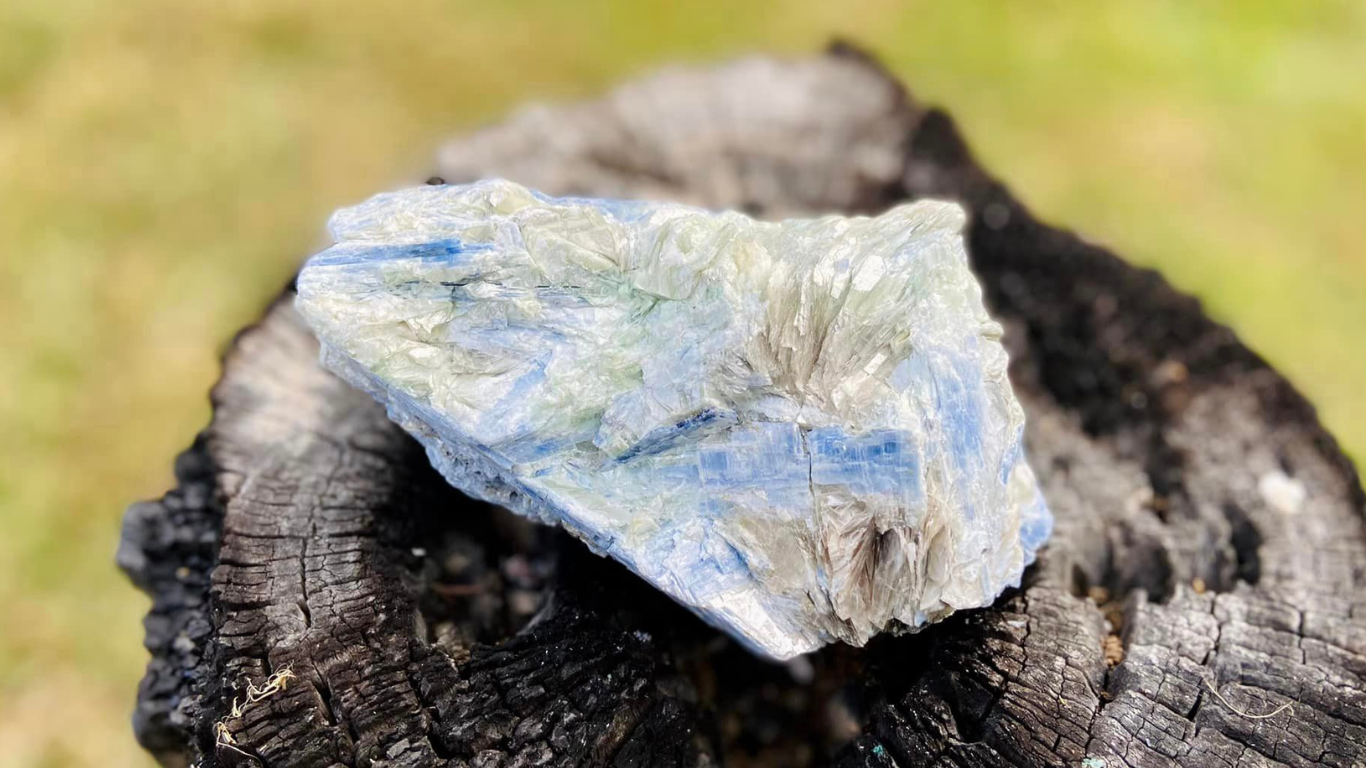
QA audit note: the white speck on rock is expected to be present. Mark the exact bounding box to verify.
[1258,470,1306,515]
[172,632,196,653]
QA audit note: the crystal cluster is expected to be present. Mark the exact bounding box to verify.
[296,179,1051,659]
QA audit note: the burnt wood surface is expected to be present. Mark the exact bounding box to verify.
[120,47,1366,768]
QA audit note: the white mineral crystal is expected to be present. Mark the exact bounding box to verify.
[296,179,1052,659]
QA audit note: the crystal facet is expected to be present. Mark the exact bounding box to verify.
[296,179,1052,659]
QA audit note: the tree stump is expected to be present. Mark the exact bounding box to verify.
[120,47,1366,768]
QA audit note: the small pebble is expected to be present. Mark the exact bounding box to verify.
[509,589,540,616]
[1152,359,1188,386]
[1258,470,1306,515]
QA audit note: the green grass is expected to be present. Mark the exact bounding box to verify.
[1,1,1362,765]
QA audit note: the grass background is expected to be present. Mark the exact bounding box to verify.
[1,1,1362,765]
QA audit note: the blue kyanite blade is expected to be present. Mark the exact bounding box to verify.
[296,178,1052,660]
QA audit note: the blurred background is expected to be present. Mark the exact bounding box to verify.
[1,1,1362,765]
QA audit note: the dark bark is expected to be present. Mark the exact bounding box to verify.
[121,47,1366,768]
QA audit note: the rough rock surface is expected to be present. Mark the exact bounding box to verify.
[295,180,1050,659]
[121,48,1366,768]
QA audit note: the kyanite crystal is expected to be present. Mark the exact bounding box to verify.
[296,179,1052,659]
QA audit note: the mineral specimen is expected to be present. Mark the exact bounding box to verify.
[295,179,1052,659]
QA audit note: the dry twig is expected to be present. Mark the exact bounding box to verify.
[214,667,298,756]
[1203,678,1292,721]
